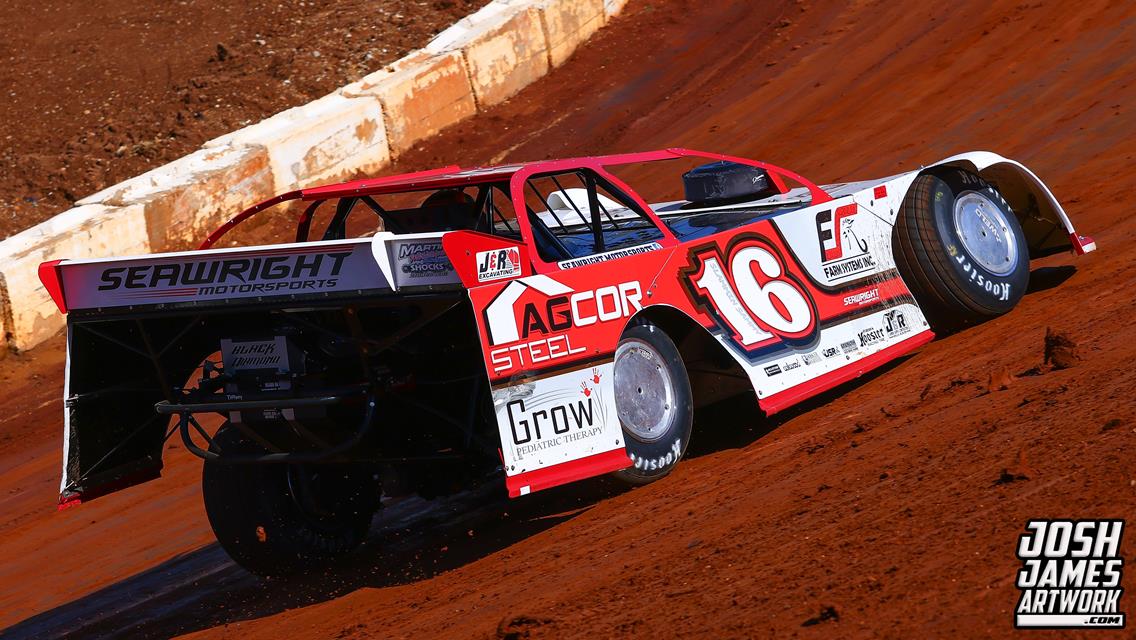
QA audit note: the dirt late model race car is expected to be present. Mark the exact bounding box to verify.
[39,148,1094,575]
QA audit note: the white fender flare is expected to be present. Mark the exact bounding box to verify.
[926,151,1095,256]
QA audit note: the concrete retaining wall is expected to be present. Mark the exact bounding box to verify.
[77,145,275,252]
[341,50,478,157]
[0,0,632,353]
[535,0,607,68]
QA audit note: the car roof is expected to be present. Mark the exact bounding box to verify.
[199,149,829,250]
[300,164,518,199]
[298,149,695,200]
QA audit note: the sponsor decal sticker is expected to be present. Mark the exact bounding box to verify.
[98,251,351,296]
[490,335,587,375]
[681,235,819,353]
[782,358,801,372]
[220,336,292,372]
[72,244,402,311]
[840,339,857,354]
[505,389,604,461]
[484,276,642,346]
[557,242,662,269]
[397,241,452,279]
[884,308,911,337]
[1014,519,1126,629]
[857,326,886,348]
[821,346,839,358]
[843,288,880,307]
[802,352,821,365]
[482,275,641,375]
[493,364,622,474]
[815,204,877,282]
[764,364,782,376]
[63,242,391,310]
[476,247,522,283]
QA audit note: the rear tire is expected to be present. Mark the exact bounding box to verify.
[201,424,379,576]
[893,168,1030,331]
[612,323,694,485]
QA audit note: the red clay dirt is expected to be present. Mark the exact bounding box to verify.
[0,0,487,239]
[2,0,1135,638]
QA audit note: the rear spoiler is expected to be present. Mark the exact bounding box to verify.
[39,233,463,315]
[46,232,467,508]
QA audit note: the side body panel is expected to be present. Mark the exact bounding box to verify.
[465,179,934,498]
[658,179,933,412]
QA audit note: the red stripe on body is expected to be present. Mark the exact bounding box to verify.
[506,448,631,498]
[759,329,934,415]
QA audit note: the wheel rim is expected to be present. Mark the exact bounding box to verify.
[952,191,1018,276]
[614,337,676,443]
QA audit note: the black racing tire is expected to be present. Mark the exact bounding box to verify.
[201,424,379,576]
[612,323,694,485]
[893,168,1030,331]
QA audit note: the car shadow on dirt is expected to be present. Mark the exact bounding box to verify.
[1025,265,1077,294]
[684,352,921,460]
[2,478,631,640]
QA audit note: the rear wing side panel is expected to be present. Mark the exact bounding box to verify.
[60,314,220,506]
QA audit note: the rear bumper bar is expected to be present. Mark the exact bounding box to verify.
[160,389,376,464]
[155,393,351,415]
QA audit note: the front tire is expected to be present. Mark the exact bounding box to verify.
[612,323,694,485]
[893,168,1030,330]
[201,424,379,576]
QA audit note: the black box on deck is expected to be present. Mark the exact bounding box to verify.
[682,161,774,204]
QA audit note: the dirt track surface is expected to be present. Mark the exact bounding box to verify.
[0,0,487,239]
[2,0,1134,637]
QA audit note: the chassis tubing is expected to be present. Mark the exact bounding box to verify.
[162,393,376,464]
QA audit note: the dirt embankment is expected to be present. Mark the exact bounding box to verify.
[0,0,1134,638]
[0,0,487,239]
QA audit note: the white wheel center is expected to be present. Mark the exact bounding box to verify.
[614,339,676,443]
[952,191,1018,276]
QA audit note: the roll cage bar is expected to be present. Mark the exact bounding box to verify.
[199,149,834,265]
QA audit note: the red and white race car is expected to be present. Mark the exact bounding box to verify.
[40,148,1093,574]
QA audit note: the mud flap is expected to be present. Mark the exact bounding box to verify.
[490,362,630,497]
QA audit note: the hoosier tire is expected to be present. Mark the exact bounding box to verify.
[893,168,1030,330]
[201,424,379,576]
[612,323,694,485]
